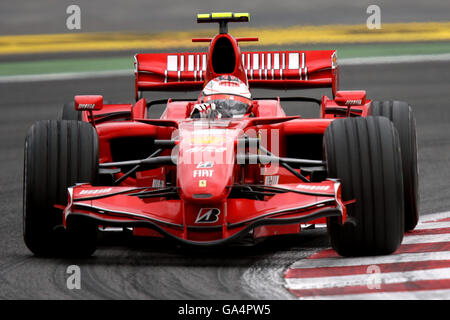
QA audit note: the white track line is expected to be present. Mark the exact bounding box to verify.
[419,211,450,222]
[285,267,450,290]
[415,221,450,230]
[402,233,450,244]
[1,54,450,83]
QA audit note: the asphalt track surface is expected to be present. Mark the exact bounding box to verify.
[0,61,449,299]
[2,0,450,35]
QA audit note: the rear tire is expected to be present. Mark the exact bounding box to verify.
[57,102,82,121]
[324,116,404,256]
[369,100,419,231]
[23,120,98,257]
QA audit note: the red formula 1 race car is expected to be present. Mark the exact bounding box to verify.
[23,13,419,257]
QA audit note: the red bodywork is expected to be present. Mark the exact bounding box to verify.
[63,26,373,246]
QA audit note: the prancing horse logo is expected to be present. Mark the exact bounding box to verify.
[195,208,221,223]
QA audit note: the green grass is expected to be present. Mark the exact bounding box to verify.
[0,56,133,76]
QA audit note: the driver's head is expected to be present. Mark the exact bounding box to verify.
[199,75,252,118]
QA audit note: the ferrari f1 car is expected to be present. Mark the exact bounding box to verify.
[23,13,419,257]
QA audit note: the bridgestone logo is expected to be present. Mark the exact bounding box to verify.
[195,208,221,223]
[345,100,362,105]
[79,188,112,195]
[296,184,330,191]
[78,104,96,110]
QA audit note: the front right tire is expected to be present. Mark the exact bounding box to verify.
[324,116,404,256]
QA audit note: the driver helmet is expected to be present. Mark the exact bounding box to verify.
[199,75,252,118]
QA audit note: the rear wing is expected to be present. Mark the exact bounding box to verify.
[244,50,338,92]
[134,50,338,99]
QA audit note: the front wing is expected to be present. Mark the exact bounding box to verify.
[63,180,345,245]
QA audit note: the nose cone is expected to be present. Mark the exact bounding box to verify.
[177,123,237,203]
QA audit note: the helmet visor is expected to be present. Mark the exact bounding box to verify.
[202,94,251,118]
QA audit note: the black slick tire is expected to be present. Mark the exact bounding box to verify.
[324,116,404,256]
[369,100,419,231]
[58,102,82,121]
[23,120,98,257]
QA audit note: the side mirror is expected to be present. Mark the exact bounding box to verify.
[74,95,103,111]
[334,90,366,106]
